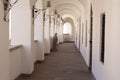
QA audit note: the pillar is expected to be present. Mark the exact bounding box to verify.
[50,17,55,50]
[44,9,51,54]
[34,0,44,61]
[11,0,34,74]
[59,21,64,43]
[56,20,60,43]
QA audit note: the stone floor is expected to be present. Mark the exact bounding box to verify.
[16,43,95,80]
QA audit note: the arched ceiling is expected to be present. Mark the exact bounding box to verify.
[42,0,87,26]
[64,17,75,28]
[44,0,87,14]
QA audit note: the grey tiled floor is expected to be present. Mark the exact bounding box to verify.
[16,43,95,80]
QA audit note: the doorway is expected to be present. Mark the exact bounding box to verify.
[79,18,81,50]
[63,22,72,42]
[89,5,93,71]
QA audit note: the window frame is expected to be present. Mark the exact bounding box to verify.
[100,12,106,63]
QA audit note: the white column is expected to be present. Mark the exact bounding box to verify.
[56,21,60,43]
[50,18,55,50]
[59,21,64,43]
[44,9,51,54]
[53,19,56,36]
[55,19,57,33]
[11,0,34,74]
[0,1,9,80]
[34,0,44,61]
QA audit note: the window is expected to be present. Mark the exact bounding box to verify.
[63,22,72,35]
[85,20,87,47]
[82,23,84,44]
[9,9,12,45]
[100,13,106,63]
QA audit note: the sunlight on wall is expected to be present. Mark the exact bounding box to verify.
[63,22,72,34]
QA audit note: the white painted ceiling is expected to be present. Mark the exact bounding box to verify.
[43,0,87,27]
[43,0,87,16]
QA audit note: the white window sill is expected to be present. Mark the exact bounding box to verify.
[9,45,22,51]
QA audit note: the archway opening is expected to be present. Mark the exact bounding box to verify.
[63,22,74,42]
[63,22,72,35]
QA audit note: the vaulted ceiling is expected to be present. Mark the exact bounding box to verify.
[43,0,87,25]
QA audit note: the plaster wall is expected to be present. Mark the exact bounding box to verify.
[90,0,111,80]
[86,0,120,80]
[76,0,114,80]
[76,21,80,49]
[79,18,89,65]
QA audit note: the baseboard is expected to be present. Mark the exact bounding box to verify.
[20,73,32,77]
[45,53,51,56]
[59,42,63,44]
[35,60,44,64]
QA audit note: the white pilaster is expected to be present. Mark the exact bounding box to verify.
[11,0,34,74]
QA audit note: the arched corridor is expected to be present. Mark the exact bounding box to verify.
[0,0,120,80]
[16,43,95,80]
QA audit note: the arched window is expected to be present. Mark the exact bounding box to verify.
[63,22,72,35]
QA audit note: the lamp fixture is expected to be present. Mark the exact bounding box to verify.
[2,0,19,22]
[54,10,58,15]
[61,17,65,23]
[57,14,61,19]
[46,1,51,8]
[33,8,46,19]
[34,1,51,19]
[53,10,60,19]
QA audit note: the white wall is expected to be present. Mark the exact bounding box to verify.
[0,1,9,80]
[79,18,90,66]
[108,1,120,80]
[10,47,22,80]
[81,0,120,80]
[90,0,111,80]
[75,0,113,80]
[76,20,80,49]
